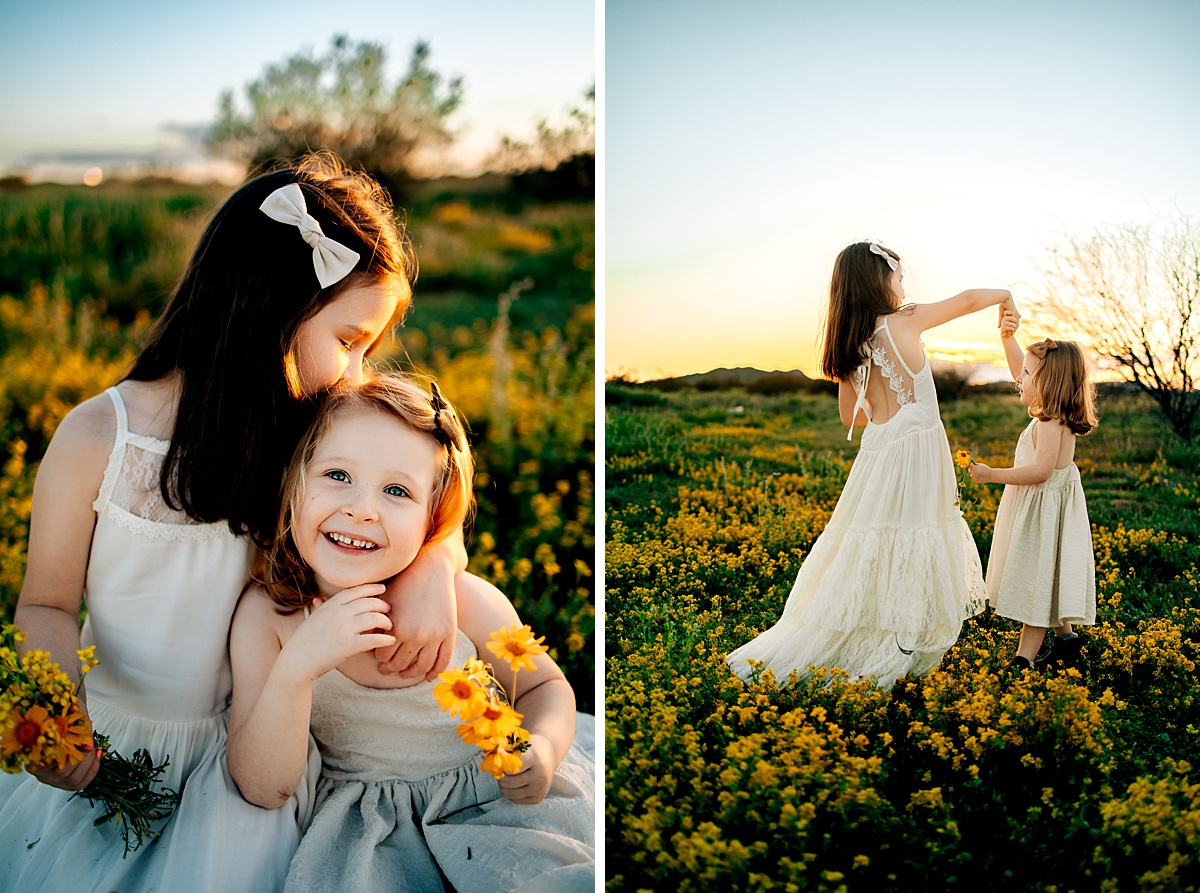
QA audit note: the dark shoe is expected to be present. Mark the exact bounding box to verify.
[1037,632,1085,669]
[996,655,1036,675]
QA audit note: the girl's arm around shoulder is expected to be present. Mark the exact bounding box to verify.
[375,527,468,681]
[970,420,1067,486]
[456,573,576,805]
[898,289,1014,334]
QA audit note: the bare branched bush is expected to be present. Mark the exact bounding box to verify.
[1030,217,1199,441]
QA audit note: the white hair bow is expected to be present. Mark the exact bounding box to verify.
[260,183,361,288]
[869,241,898,272]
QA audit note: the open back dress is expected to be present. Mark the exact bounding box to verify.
[727,318,986,687]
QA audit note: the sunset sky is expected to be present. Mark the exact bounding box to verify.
[606,0,1200,380]
[0,0,594,179]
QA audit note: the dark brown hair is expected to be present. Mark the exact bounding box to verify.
[125,152,417,543]
[820,241,903,381]
[260,374,475,612]
[1027,339,1098,435]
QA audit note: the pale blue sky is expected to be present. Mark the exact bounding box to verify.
[606,0,1200,378]
[0,0,594,172]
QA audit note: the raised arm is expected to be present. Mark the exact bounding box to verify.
[904,289,1015,334]
[227,584,394,808]
[375,527,467,681]
[1000,310,1024,380]
[457,573,575,805]
[969,420,1065,486]
[14,397,113,791]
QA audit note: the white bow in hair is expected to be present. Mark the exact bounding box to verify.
[260,183,361,288]
[868,241,898,272]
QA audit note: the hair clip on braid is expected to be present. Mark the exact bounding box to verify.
[429,382,454,447]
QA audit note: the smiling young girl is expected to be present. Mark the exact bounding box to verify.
[227,374,595,893]
[969,321,1098,671]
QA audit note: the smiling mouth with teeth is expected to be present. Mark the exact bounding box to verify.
[325,532,379,551]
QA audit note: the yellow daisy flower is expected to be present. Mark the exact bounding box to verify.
[486,625,548,674]
[1,703,55,770]
[433,668,487,721]
[470,700,524,741]
[480,745,523,780]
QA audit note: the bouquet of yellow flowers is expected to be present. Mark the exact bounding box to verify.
[0,624,179,855]
[433,624,548,779]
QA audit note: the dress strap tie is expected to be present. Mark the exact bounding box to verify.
[847,362,871,441]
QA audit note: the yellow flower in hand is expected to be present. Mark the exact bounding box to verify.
[471,700,524,741]
[954,449,972,469]
[1,703,55,770]
[49,706,94,770]
[487,625,548,673]
[433,668,487,721]
[480,745,523,779]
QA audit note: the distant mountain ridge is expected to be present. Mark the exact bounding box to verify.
[650,367,811,387]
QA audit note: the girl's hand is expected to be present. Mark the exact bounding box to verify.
[278,584,394,683]
[30,742,101,791]
[999,310,1020,338]
[376,540,461,682]
[498,733,556,805]
[968,462,993,484]
[1000,295,1020,319]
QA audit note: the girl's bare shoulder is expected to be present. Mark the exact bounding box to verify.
[233,584,301,640]
[114,375,180,441]
[47,391,118,465]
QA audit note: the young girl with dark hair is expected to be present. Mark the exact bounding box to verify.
[727,240,1017,687]
[227,374,595,892]
[0,154,465,891]
[969,323,1098,671]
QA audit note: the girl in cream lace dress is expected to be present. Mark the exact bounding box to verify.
[728,241,1014,687]
[228,376,595,893]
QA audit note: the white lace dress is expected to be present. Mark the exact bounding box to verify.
[0,386,317,892]
[284,630,596,893]
[727,319,986,687]
[985,419,1096,627]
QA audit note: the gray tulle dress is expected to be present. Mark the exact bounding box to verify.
[283,630,596,893]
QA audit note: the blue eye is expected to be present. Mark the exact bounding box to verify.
[325,470,350,483]
[384,485,410,498]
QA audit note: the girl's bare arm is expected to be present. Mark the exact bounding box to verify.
[970,421,1065,486]
[903,289,1015,334]
[228,584,394,808]
[14,396,113,790]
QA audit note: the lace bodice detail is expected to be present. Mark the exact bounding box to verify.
[870,339,913,406]
[846,319,928,440]
[92,388,234,541]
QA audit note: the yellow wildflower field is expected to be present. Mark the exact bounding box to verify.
[606,385,1200,892]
